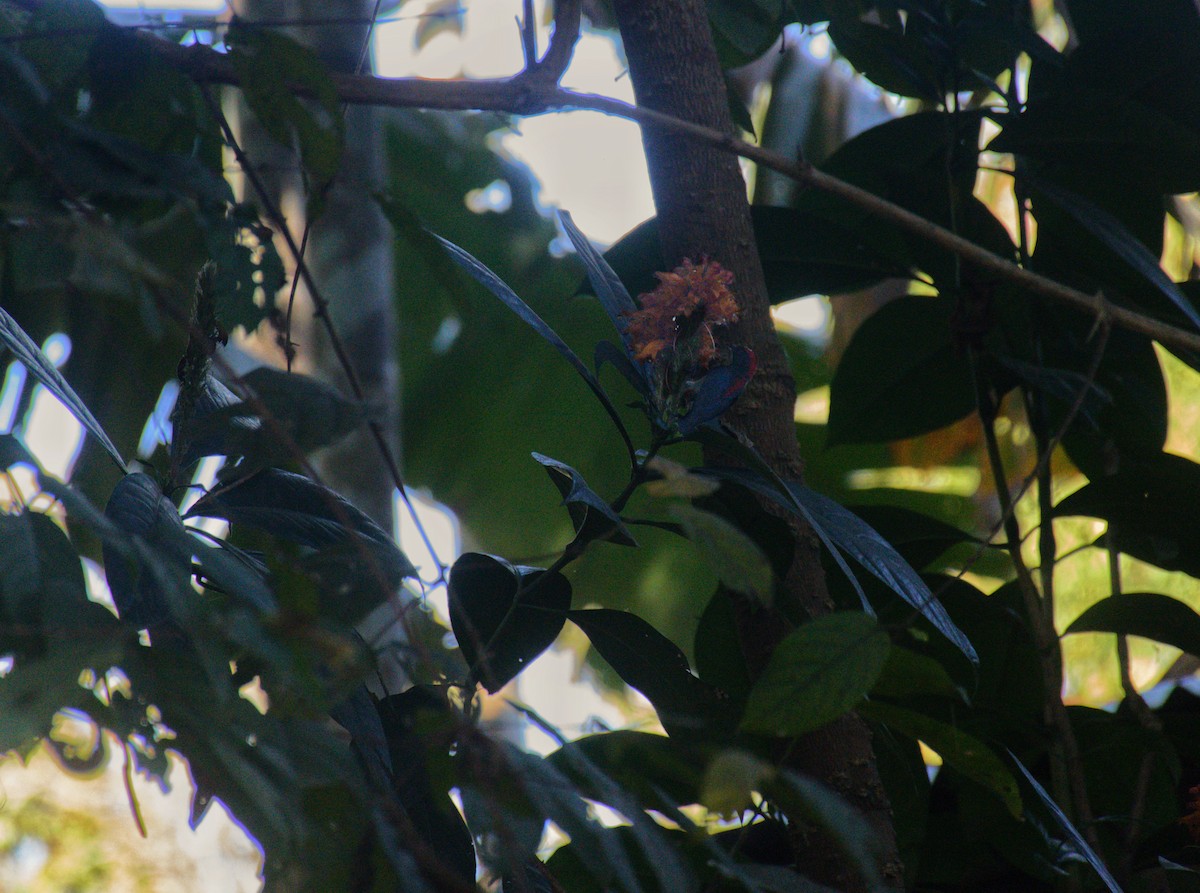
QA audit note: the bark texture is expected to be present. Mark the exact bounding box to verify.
[611,2,902,888]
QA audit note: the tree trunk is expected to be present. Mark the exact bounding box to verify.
[611,2,902,888]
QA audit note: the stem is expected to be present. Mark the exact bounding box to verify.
[972,349,1102,858]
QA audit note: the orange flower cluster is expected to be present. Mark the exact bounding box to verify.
[623,259,740,366]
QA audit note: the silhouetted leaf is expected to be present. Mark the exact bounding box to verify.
[1025,172,1200,331]
[568,608,734,737]
[742,612,890,736]
[766,769,886,891]
[532,452,636,550]
[448,552,570,693]
[1064,592,1200,657]
[186,468,415,589]
[103,472,192,629]
[0,306,126,472]
[828,296,976,445]
[226,21,343,184]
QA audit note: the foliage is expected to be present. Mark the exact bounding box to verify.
[2,0,1200,891]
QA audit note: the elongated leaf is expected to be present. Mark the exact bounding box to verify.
[686,427,873,615]
[689,455,977,664]
[668,503,772,606]
[1027,172,1200,331]
[559,211,638,340]
[532,452,636,549]
[568,608,733,737]
[103,472,192,629]
[791,484,978,665]
[861,701,1021,818]
[1064,592,1200,657]
[742,613,891,737]
[0,306,126,472]
[1009,752,1122,893]
[433,234,635,459]
[449,553,570,692]
[186,468,415,588]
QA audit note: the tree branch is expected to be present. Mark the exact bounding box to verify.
[138,28,1200,358]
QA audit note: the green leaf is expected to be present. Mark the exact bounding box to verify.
[568,608,735,737]
[668,503,772,606]
[193,366,367,466]
[546,731,708,809]
[0,305,126,472]
[1064,593,1200,657]
[828,295,977,445]
[532,452,637,550]
[448,552,570,693]
[226,21,343,184]
[741,612,890,736]
[871,646,963,701]
[860,700,1022,818]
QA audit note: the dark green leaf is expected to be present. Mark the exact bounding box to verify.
[0,433,36,471]
[559,211,639,347]
[186,468,415,589]
[791,484,978,665]
[546,731,708,809]
[1024,172,1200,331]
[0,306,126,472]
[742,612,890,736]
[531,452,636,550]
[845,505,979,572]
[1064,593,1200,657]
[1052,453,1200,577]
[448,552,570,693]
[568,608,734,737]
[668,503,772,606]
[103,471,192,629]
[871,646,963,701]
[828,296,976,445]
[1009,752,1121,893]
[861,700,1022,818]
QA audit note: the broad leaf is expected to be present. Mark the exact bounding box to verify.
[766,769,886,892]
[226,21,343,185]
[1064,593,1200,658]
[741,612,890,736]
[448,552,570,693]
[827,296,977,445]
[186,468,415,590]
[0,306,126,472]
[103,471,193,629]
[568,608,734,737]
